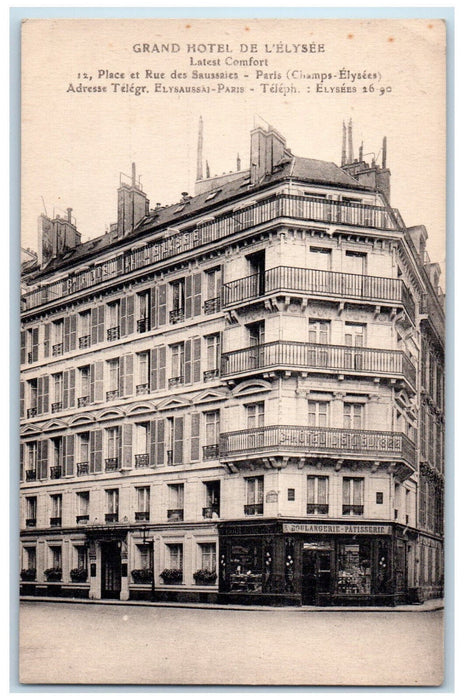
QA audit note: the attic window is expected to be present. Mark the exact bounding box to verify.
[174,204,187,213]
[205,189,221,201]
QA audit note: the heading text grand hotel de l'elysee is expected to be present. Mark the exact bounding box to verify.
[19,118,444,606]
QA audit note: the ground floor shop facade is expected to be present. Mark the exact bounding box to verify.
[20,518,443,606]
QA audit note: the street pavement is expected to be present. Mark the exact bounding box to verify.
[19,600,444,686]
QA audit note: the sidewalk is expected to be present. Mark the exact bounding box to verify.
[20,595,444,613]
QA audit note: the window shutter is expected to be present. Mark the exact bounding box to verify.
[20,331,26,365]
[150,348,158,392]
[185,276,193,319]
[156,419,165,466]
[38,439,48,479]
[90,429,103,473]
[32,327,39,362]
[157,284,167,326]
[20,443,24,481]
[90,361,104,403]
[64,434,74,476]
[120,296,134,337]
[63,371,69,409]
[63,370,75,409]
[70,314,77,350]
[192,337,201,383]
[190,413,200,461]
[184,340,192,384]
[37,376,43,415]
[173,416,184,465]
[64,316,71,353]
[149,420,156,465]
[91,305,105,344]
[150,287,157,330]
[158,346,166,389]
[193,273,202,316]
[120,354,134,396]
[42,375,49,413]
[120,297,127,337]
[20,381,24,418]
[43,323,51,358]
[121,424,133,469]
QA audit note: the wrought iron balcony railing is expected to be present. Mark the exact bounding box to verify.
[27,351,33,364]
[105,513,118,523]
[220,425,416,469]
[107,326,120,341]
[77,396,90,408]
[221,341,416,388]
[25,469,37,481]
[307,503,329,515]
[135,511,150,521]
[76,514,89,524]
[52,343,63,356]
[76,462,89,476]
[27,407,37,419]
[223,266,416,323]
[51,401,63,414]
[169,308,185,324]
[244,503,264,516]
[203,368,219,381]
[204,297,221,314]
[202,505,220,519]
[50,466,62,479]
[25,518,37,527]
[105,458,119,472]
[50,516,62,526]
[137,318,148,333]
[135,453,149,468]
[167,508,184,521]
[22,194,403,312]
[136,383,149,395]
[342,505,364,516]
[78,335,91,349]
[203,444,220,460]
[168,376,184,388]
[106,389,119,401]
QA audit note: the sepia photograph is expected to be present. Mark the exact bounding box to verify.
[18,16,446,686]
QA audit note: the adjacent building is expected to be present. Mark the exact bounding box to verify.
[19,119,444,605]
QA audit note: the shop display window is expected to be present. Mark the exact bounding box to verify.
[336,542,372,594]
[229,540,263,592]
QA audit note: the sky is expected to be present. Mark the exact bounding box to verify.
[21,18,446,283]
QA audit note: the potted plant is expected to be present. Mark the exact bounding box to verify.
[70,567,88,582]
[44,567,62,582]
[20,568,36,581]
[193,569,217,585]
[131,568,153,584]
[160,568,183,584]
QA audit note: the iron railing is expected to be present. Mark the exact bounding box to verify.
[52,343,63,356]
[203,368,219,381]
[307,503,329,515]
[221,341,416,388]
[342,505,364,516]
[169,308,185,324]
[135,511,150,521]
[105,513,118,523]
[77,396,90,408]
[244,503,264,516]
[135,453,149,468]
[22,194,402,312]
[137,318,148,333]
[27,407,37,419]
[50,466,62,479]
[167,508,184,521]
[204,297,221,314]
[107,326,120,341]
[202,505,220,519]
[168,376,184,388]
[27,351,33,364]
[203,444,220,460]
[78,335,91,349]
[76,514,89,524]
[50,516,62,526]
[136,383,149,395]
[25,518,37,527]
[220,425,416,468]
[76,462,89,476]
[223,266,416,322]
[105,458,119,472]
[25,470,37,481]
[51,402,63,414]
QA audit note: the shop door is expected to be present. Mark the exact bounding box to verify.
[101,541,122,599]
[302,549,332,604]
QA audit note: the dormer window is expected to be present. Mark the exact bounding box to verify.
[205,189,221,201]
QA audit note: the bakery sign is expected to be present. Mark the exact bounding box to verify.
[283,523,392,535]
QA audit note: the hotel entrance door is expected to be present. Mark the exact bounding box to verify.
[302,547,332,605]
[101,541,122,599]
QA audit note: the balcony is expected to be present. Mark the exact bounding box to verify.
[203,368,219,382]
[107,326,120,341]
[79,335,91,349]
[106,389,119,401]
[135,453,149,469]
[22,193,402,312]
[76,514,89,524]
[202,505,220,519]
[168,376,184,389]
[220,425,416,473]
[78,396,90,408]
[223,266,415,323]
[135,511,150,522]
[136,383,149,395]
[221,341,416,390]
[50,517,62,527]
[167,508,184,522]
[169,308,185,325]
[76,462,89,476]
[25,518,36,527]
[27,407,37,419]
[51,401,63,414]
[52,343,63,356]
[105,458,119,472]
[204,297,221,314]
[137,318,148,333]
[203,444,220,460]
[50,466,62,479]
[105,513,118,523]
[342,505,364,516]
[244,503,264,516]
[25,470,37,481]
[307,503,329,515]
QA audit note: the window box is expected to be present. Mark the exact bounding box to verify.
[50,517,62,527]
[136,383,149,396]
[78,396,90,407]
[203,368,219,381]
[167,508,184,522]
[20,568,36,581]
[27,407,37,419]
[135,453,149,468]
[160,568,183,584]
[70,567,88,582]
[105,457,119,472]
[25,470,37,481]
[44,567,62,582]
[244,503,264,516]
[193,569,217,585]
[107,326,120,341]
[77,462,89,476]
[135,511,150,522]
[78,335,91,349]
[131,568,153,584]
[105,513,118,523]
[76,514,89,524]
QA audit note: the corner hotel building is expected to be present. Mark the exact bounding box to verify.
[20,120,444,606]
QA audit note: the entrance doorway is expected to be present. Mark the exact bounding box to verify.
[101,541,122,599]
[302,547,332,605]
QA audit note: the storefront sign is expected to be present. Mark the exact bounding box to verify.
[283,523,392,535]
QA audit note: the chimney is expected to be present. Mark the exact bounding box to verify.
[382,136,387,169]
[67,207,73,223]
[205,160,210,179]
[117,162,149,238]
[250,124,289,186]
[196,116,204,181]
[347,118,354,164]
[237,153,241,172]
[341,121,347,166]
[359,142,363,163]
[341,133,391,203]
[37,209,81,269]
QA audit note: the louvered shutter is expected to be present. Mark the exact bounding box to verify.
[20,331,26,365]
[64,315,77,353]
[63,370,75,409]
[150,286,157,330]
[157,284,167,326]
[193,273,202,316]
[37,377,43,415]
[173,416,184,465]
[91,306,105,344]
[43,323,51,358]
[20,443,24,481]
[150,348,158,392]
[90,361,104,403]
[184,340,192,384]
[122,424,133,469]
[20,381,24,418]
[158,346,166,389]
[38,440,48,479]
[120,354,134,397]
[185,276,193,319]
[42,375,49,413]
[63,371,69,409]
[192,337,201,383]
[64,316,71,353]
[90,429,103,473]
[149,420,157,465]
[156,419,165,466]
[31,327,39,362]
[190,413,200,461]
[64,434,74,476]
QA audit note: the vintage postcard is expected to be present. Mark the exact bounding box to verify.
[19,17,446,686]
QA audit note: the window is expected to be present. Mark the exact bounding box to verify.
[107,359,120,396]
[50,494,62,525]
[170,343,185,383]
[342,477,364,515]
[76,491,89,522]
[52,373,63,409]
[107,300,120,330]
[24,546,36,571]
[78,310,91,344]
[345,250,367,275]
[135,486,150,520]
[49,545,62,569]
[27,379,38,414]
[200,543,216,572]
[75,545,88,570]
[376,492,384,505]
[288,488,295,501]
[307,476,329,514]
[52,319,64,352]
[247,402,264,428]
[167,483,184,521]
[25,496,37,525]
[344,324,366,370]
[308,320,330,344]
[204,268,221,312]
[135,544,153,571]
[309,247,331,270]
[205,334,220,373]
[166,416,184,465]
[308,401,329,428]
[77,432,90,468]
[137,290,150,326]
[26,442,37,471]
[204,410,220,450]
[405,489,411,524]
[171,279,185,312]
[135,423,149,466]
[51,436,63,468]
[336,542,373,594]
[105,427,120,467]
[343,403,364,430]
[167,543,183,571]
[204,481,220,518]
[136,352,149,392]
[78,366,90,403]
[244,476,264,515]
[105,489,119,520]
